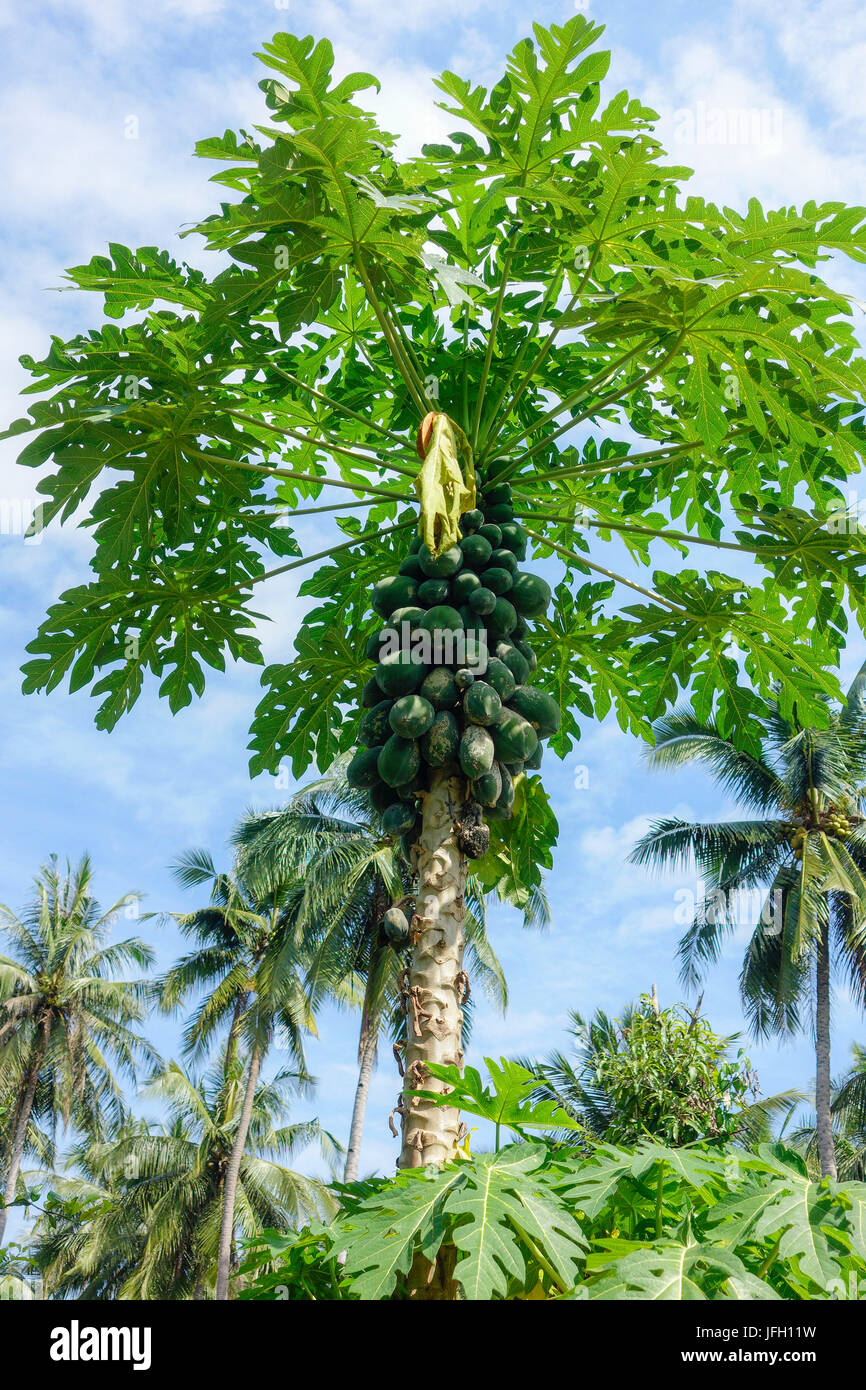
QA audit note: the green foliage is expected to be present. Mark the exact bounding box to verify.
[26,1055,336,1299]
[586,995,757,1147]
[474,773,558,905]
[520,998,795,1150]
[7,16,866,874]
[238,1225,349,1301]
[0,855,157,1156]
[414,1056,586,1144]
[242,1109,866,1300]
[630,672,866,1036]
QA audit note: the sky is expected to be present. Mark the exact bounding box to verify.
[2,0,866,1200]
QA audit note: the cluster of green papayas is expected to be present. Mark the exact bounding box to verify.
[346,481,560,841]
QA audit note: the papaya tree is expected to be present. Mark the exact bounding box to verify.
[6,16,866,1211]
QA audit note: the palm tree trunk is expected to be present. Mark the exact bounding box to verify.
[344,885,388,1184]
[815,921,837,1180]
[223,993,247,1077]
[399,766,467,1170]
[215,1041,263,1300]
[344,1015,379,1184]
[0,1020,49,1245]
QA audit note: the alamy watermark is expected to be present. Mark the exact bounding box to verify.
[673,102,783,152]
[674,883,784,933]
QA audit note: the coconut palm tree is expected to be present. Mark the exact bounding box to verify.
[628,667,866,1178]
[154,851,316,1299]
[785,1043,866,1181]
[234,763,545,1182]
[30,1053,339,1299]
[0,855,157,1243]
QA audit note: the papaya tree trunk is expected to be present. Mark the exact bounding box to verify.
[0,1017,49,1245]
[399,765,467,1170]
[815,920,837,1180]
[215,1041,263,1300]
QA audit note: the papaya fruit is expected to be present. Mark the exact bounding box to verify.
[419,604,464,634]
[389,605,425,628]
[369,780,394,812]
[459,724,495,778]
[347,745,384,789]
[472,762,502,807]
[420,710,460,766]
[398,553,424,578]
[382,903,411,944]
[452,569,482,602]
[491,708,538,763]
[460,534,493,571]
[469,586,497,616]
[419,544,462,577]
[459,608,486,640]
[375,650,428,697]
[461,633,488,673]
[389,694,435,738]
[490,548,518,575]
[495,763,515,814]
[495,641,531,685]
[462,508,484,532]
[371,574,418,617]
[487,597,518,638]
[483,455,512,483]
[361,676,383,708]
[514,638,538,671]
[485,502,513,525]
[481,567,513,595]
[358,699,393,746]
[510,572,552,618]
[417,579,450,607]
[464,680,502,726]
[382,803,417,837]
[485,656,516,701]
[525,742,543,770]
[486,483,513,507]
[419,666,459,709]
[509,685,560,738]
[498,522,527,558]
[378,734,421,788]
[478,523,502,547]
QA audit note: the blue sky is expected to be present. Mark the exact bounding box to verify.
[2,0,866,1195]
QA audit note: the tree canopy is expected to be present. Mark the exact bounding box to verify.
[5,16,866,855]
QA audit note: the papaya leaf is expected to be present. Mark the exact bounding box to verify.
[338,1145,585,1301]
[414,1057,585,1139]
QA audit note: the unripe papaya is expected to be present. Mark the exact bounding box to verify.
[420,711,460,766]
[459,724,495,778]
[347,745,385,789]
[389,694,435,739]
[464,680,502,726]
[358,699,393,746]
[378,734,421,788]
[371,574,419,617]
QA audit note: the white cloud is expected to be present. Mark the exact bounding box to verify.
[614,903,682,941]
